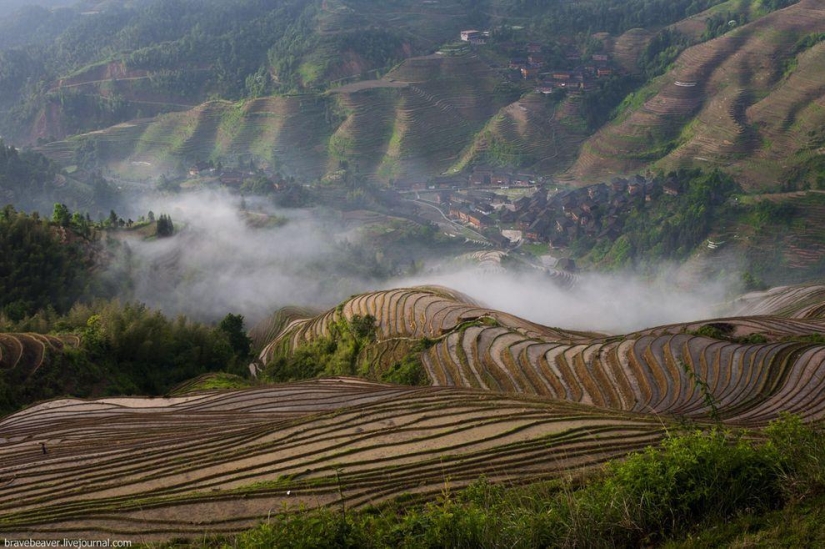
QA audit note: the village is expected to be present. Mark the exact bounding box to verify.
[407,169,682,255]
[187,155,683,262]
[459,28,617,95]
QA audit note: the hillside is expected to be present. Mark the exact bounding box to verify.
[3,282,825,541]
[261,284,825,423]
[13,0,798,186]
[37,52,510,183]
[29,2,825,189]
[0,378,669,540]
[569,0,825,190]
[0,0,484,145]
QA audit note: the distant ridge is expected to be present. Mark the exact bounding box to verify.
[569,0,825,189]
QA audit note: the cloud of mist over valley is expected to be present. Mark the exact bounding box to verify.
[120,191,378,325]
[120,190,736,335]
[398,267,734,335]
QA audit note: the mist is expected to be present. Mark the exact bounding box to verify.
[396,266,735,335]
[119,190,379,325]
[0,0,77,20]
[118,189,739,335]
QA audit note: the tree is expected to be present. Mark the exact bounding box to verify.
[52,203,70,227]
[156,213,174,237]
[0,208,89,317]
[218,313,252,360]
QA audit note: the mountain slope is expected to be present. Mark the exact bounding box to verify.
[261,285,825,424]
[569,0,825,189]
[19,1,824,188]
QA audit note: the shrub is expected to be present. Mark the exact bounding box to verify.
[765,413,825,501]
[591,429,782,543]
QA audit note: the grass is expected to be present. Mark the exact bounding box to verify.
[520,242,548,256]
[664,493,825,548]
[176,372,253,393]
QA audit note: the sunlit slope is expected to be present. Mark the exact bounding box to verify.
[570,0,825,189]
[39,96,333,180]
[449,93,590,175]
[0,379,667,540]
[262,286,825,424]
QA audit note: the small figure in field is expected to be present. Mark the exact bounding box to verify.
[40,442,47,455]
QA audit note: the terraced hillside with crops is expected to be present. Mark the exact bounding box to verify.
[0,379,669,540]
[263,285,825,424]
[448,93,590,175]
[3,283,825,540]
[569,0,825,189]
[39,95,333,180]
[0,333,79,378]
[38,52,507,183]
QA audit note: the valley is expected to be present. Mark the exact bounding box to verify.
[1,0,825,546]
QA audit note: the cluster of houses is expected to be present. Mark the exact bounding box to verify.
[188,161,290,191]
[533,61,614,95]
[459,31,619,94]
[394,168,540,193]
[442,174,682,249]
[519,47,617,95]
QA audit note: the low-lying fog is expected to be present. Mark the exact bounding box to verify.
[124,191,733,335]
[400,269,731,334]
[121,191,379,323]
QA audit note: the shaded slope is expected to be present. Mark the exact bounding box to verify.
[0,333,78,379]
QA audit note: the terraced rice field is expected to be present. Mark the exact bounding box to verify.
[40,96,332,180]
[0,333,79,379]
[37,52,510,183]
[263,285,825,425]
[452,92,588,174]
[610,28,653,74]
[570,0,825,187]
[4,284,825,540]
[327,87,400,178]
[362,54,502,180]
[0,379,668,540]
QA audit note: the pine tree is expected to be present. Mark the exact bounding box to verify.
[156,213,174,237]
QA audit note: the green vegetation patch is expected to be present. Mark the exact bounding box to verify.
[265,314,380,382]
[171,372,252,395]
